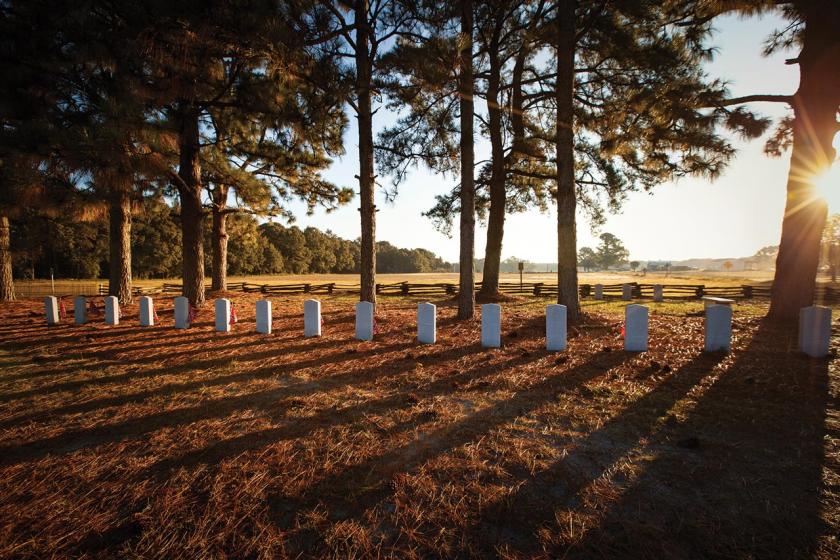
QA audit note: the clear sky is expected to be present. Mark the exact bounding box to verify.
[280,13,837,264]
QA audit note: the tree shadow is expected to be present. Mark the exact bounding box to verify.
[0,322,418,404]
[134,343,539,482]
[556,318,832,558]
[462,351,726,556]
[0,340,483,464]
[262,351,632,551]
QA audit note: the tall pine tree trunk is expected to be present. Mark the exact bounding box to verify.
[177,106,206,307]
[479,35,505,298]
[211,184,230,292]
[0,214,13,302]
[355,0,377,306]
[555,0,580,323]
[769,5,840,320]
[107,172,133,304]
[458,0,475,319]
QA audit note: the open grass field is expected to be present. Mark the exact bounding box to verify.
[0,293,838,558]
[10,269,792,299]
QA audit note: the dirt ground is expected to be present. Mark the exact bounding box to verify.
[0,293,837,559]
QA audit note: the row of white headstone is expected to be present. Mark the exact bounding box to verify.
[44,295,833,357]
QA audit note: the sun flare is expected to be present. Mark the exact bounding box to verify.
[814,162,840,201]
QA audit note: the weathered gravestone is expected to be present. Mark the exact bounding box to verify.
[704,304,732,352]
[104,296,120,326]
[256,299,272,334]
[139,296,155,327]
[417,302,436,344]
[481,304,501,348]
[44,296,59,325]
[594,284,604,300]
[74,296,87,325]
[799,306,832,358]
[624,304,648,352]
[653,284,664,302]
[215,298,231,333]
[355,301,374,341]
[622,284,632,301]
[546,304,567,352]
[174,297,190,329]
[304,299,321,337]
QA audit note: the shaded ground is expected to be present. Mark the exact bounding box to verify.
[0,294,837,559]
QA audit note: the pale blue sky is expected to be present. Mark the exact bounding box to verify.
[281,13,837,263]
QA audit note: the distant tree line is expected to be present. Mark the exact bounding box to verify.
[9,198,451,280]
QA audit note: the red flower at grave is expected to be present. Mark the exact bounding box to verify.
[59,300,67,320]
[229,305,238,325]
[152,306,159,322]
[188,306,198,325]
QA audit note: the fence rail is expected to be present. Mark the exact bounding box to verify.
[15,279,840,304]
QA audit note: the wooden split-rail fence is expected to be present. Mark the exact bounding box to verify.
[51,279,836,304]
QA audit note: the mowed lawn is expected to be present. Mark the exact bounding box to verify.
[0,294,838,558]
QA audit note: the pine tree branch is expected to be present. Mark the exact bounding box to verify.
[711,94,793,107]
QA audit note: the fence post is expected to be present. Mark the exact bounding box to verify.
[742,285,752,299]
[695,286,705,299]
[401,282,409,295]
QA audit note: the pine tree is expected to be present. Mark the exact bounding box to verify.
[201,69,349,292]
[458,0,476,319]
[677,0,840,319]
[318,0,420,307]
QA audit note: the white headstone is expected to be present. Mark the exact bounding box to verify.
[481,304,501,348]
[256,299,272,334]
[546,304,567,352]
[594,284,604,300]
[304,299,321,337]
[174,296,190,329]
[417,302,436,344]
[624,304,648,352]
[215,298,231,333]
[44,296,59,325]
[104,296,120,325]
[355,301,374,341]
[622,284,632,301]
[704,304,732,352]
[653,284,664,302]
[799,306,832,358]
[139,296,155,327]
[74,296,87,325]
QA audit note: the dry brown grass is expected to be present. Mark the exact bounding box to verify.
[0,294,837,559]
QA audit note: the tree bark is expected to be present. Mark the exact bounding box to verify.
[769,3,840,320]
[458,0,475,319]
[479,28,506,298]
[0,214,14,302]
[107,172,133,304]
[211,184,230,292]
[355,0,377,306]
[555,0,580,323]
[177,105,206,307]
